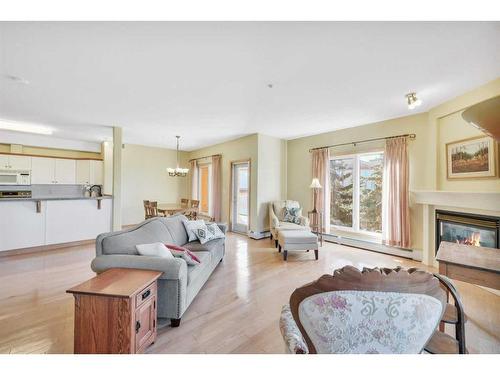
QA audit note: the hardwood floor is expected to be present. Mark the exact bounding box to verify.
[0,233,498,354]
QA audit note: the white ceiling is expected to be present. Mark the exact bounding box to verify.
[1,22,499,151]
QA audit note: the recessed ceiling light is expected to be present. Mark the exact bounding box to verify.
[4,74,30,85]
[406,92,422,110]
[0,119,54,135]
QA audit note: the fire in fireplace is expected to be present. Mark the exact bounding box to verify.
[435,210,500,253]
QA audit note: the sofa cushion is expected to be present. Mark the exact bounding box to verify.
[160,214,189,246]
[183,238,225,254]
[101,219,174,255]
[136,242,174,258]
[277,222,305,231]
[279,230,317,244]
[187,251,212,285]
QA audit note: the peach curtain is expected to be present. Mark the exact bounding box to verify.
[190,160,198,200]
[311,148,330,233]
[383,137,411,248]
[211,155,222,222]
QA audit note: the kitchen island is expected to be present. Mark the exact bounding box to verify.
[0,195,112,254]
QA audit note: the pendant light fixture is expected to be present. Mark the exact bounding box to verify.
[167,135,189,177]
[405,92,422,110]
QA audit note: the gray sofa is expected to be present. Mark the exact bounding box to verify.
[91,214,226,327]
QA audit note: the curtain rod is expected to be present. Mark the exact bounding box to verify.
[308,133,416,152]
[188,153,222,162]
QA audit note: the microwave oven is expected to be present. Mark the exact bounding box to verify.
[0,170,31,185]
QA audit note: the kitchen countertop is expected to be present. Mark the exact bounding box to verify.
[0,195,113,202]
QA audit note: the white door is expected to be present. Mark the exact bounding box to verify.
[31,157,56,184]
[8,155,31,170]
[231,162,250,234]
[55,159,76,184]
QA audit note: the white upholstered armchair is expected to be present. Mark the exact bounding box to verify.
[269,200,310,247]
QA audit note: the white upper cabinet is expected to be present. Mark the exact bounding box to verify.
[76,160,103,185]
[54,159,76,184]
[0,155,31,170]
[31,157,76,184]
[31,157,56,184]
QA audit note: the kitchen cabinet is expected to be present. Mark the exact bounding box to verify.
[0,197,112,252]
[0,155,31,170]
[31,157,76,184]
[31,157,55,184]
[76,160,104,185]
[0,201,46,251]
[45,199,112,245]
[55,159,76,184]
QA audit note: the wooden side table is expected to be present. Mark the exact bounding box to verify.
[67,268,162,354]
[308,210,323,247]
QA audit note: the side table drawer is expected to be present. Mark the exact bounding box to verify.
[135,282,157,308]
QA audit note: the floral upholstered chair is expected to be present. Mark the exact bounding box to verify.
[280,266,450,354]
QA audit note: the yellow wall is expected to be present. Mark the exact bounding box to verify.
[121,144,189,225]
[431,78,500,192]
[257,134,287,232]
[287,113,430,252]
[187,134,259,233]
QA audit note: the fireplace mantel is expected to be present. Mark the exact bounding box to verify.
[411,190,500,266]
[411,190,500,212]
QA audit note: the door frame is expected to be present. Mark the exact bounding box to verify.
[229,159,251,234]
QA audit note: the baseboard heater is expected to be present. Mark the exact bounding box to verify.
[323,233,421,261]
[248,231,271,240]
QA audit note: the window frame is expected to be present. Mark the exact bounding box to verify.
[329,150,384,238]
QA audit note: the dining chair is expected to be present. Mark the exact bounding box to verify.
[186,200,200,220]
[143,200,151,219]
[180,198,189,208]
[148,201,164,218]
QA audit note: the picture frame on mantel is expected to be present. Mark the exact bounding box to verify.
[446,135,497,179]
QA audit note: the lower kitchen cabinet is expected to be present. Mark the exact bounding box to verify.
[0,201,45,251]
[45,199,112,245]
[0,198,112,252]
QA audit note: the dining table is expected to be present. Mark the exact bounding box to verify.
[157,203,197,217]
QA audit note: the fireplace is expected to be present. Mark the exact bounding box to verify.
[435,210,500,253]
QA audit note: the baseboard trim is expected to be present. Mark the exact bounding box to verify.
[0,239,95,258]
[323,234,420,261]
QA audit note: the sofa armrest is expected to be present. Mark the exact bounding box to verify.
[299,215,310,227]
[91,254,188,281]
[217,223,228,234]
[279,304,309,354]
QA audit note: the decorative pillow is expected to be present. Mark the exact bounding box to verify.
[283,207,302,224]
[206,223,226,241]
[165,243,201,266]
[182,219,206,242]
[135,242,174,259]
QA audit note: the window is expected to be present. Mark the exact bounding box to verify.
[197,163,212,215]
[330,151,384,235]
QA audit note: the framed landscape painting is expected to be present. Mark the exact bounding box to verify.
[446,136,497,179]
